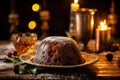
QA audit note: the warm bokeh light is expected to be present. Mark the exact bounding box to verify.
[74,0,78,3]
[32,3,40,12]
[28,21,37,30]
[98,20,108,30]
[91,11,95,15]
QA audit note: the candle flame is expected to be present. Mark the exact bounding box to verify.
[99,20,108,30]
[74,0,78,3]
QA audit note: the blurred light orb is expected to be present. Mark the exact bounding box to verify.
[32,3,40,12]
[28,21,37,30]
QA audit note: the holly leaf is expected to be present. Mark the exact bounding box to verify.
[8,56,22,63]
[14,63,26,74]
[25,64,37,75]
[14,62,37,75]
[19,64,27,74]
[8,56,37,75]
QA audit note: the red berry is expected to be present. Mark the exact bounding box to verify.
[6,52,12,57]
[11,51,17,56]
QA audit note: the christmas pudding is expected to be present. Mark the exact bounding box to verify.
[34,36,85,65]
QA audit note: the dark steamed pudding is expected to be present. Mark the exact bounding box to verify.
[34,36,85,65]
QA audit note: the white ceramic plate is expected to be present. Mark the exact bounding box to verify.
[20,52,99,69]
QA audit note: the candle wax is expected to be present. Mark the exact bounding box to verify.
[71,3,79,12]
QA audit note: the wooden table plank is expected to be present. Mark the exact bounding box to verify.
[90,51,120,78]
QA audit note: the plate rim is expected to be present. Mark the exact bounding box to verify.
[20,52,99,69]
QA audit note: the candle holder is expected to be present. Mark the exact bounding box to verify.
[69,0,79,42]
[39,0,50,40]
[8,13,19,33]
[39,10,50,40]
[69,8,97,50]
[107,0,118,38]
[8,0,19,34]
[69,11,78,42]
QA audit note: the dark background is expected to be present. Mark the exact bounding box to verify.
[0,0,120,40]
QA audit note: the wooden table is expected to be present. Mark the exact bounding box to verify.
[0,51,120,80]
[90,51,120,80]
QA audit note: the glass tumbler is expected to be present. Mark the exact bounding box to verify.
[11,33,37,56]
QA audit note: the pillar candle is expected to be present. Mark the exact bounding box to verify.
[71,0,79,12]
[96,20,111,52]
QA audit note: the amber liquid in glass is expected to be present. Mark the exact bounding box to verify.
[12,33,37,56]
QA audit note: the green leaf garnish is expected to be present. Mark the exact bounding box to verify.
[65,31,72,38]
[14,62,37,75]
[8,56,37,75]
[26,64,37,75]
[19,64,27,74]
[9,56,22,63]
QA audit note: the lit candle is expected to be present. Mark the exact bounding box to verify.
[96,20,111,52]
[71,0,79,12]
